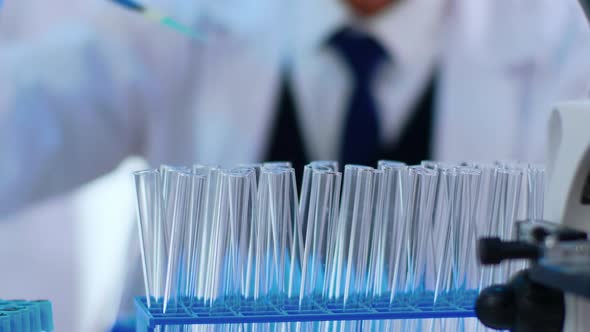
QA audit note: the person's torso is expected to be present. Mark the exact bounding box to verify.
[139,0,584,168]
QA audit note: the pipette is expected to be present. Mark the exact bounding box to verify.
[110,0,205,41]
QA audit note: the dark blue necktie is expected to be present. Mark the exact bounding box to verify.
[328,27,388,166]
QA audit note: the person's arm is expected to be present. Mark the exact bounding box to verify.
[0,23,152,216]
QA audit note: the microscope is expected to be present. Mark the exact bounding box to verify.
[474,2,590,330]
[475,101,590,331]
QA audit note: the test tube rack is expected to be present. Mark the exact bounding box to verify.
[135,291,476,331]
[0,299,53,332]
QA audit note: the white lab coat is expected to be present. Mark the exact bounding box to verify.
[1,0,590,329]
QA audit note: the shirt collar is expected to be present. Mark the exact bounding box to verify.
[292,0,447,68]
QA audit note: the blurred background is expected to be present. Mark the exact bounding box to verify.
[1,0,590,331]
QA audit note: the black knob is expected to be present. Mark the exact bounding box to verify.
[511,271,565,332]
[478,237,540,265]
[531,227,550,243]
[532,226,588,243]
[554,228,588,241]
[476,284,516,330]
[476,270,565,332]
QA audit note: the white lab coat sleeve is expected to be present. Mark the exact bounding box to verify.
[0,23,152,216]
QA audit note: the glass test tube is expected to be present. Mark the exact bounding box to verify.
[421,160,456,171]
[134,169,164,308]
[369,162,407,300]
[298,162,339,252]
[496,161,528,221]
[228,168,258,304]
[433,167,458,303]
[263,161,293,169]
[299,168,342,307]
[327,165,377,305]
[237,163,263,183]
[487,167,523,284]
[378,160,406,169]
[467,163,499,291]
[250,167,301,302]
[159,165,191,311]
[527,164,545,220]
[395,166,437,297]
[162,169,192,313]
[193,165,222,302]
[309,161,339,172]
[160,165,193,309]
[421,162,456,302]
[206,168,257,306]
[451,167,482,292]
[180,170,208,306]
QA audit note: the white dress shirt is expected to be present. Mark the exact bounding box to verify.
[290,0,446,160]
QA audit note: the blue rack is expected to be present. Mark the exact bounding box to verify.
[0,299,53,332]
[135,292,477,332]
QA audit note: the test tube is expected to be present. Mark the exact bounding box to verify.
[483,166,506,287]
[327,165,378,305]
[465,163,500,291]
[237,169,259,305]
[501,164,546,278]
[420,163,456,303]
[393,166,437,297]
[527,164,545,220]
[134,169,165,307]
[421,160,456,171]
[378,160,406,169]
[495,161,528,221]
[230,168,258,303]
[299,168,342,307]
[237,163,263,183]
[433,167,458,303]
[263,161,293,169]
[160,165,190,206]
[503,168,524,240]
[194,165,222,301]
[180,171,208,306]
[369,162,407,300]
[469,163,498,245]
[487,167,523,284]
[252,167,301,302]
[309,161,339,172]
[299,162,339,248]
[451,167,482,292]
[206,168,257,306]
[162,169,192,313]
